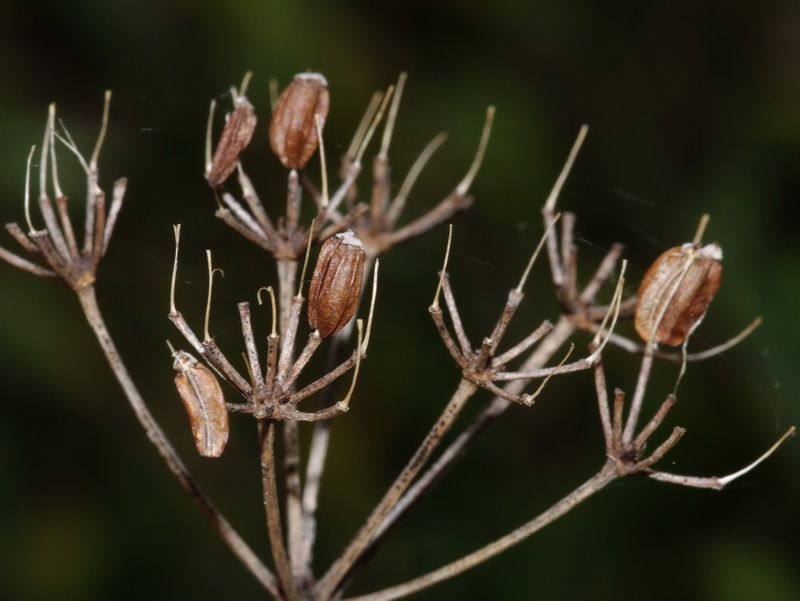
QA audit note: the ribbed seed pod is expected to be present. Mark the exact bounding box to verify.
[634,242,723,346]
[308,230,366,338]
[173,350,229,457]
[206,95,257,187]
[269,72,329,170]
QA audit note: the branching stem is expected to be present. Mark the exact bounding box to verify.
[75,286,279,596]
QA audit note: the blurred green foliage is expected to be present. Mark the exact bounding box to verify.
[1,1,798,600]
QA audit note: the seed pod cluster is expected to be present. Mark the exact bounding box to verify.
[269,72,330,170]
[173,350,229,457]
[634,242,723,346]
[207,95,257,187]
[308,230,366,338]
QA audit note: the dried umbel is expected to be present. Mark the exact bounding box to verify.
[172,350,229,457]
[207,94,257,187]
[269,72,330,170]
[308,230,366,338]
[634,242,723,346]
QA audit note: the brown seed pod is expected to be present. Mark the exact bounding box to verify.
[206,95,257,187]
[634,242,723,346]
[308,230,366,338]
[173,350,229,457]
[269,72,330,170]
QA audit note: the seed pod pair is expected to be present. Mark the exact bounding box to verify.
[172,350,229,457]
[634,242,723,346]
[269,72,330,170]
[207,95,257,188]
[308,230,366,338]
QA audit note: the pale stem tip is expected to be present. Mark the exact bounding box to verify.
[693,214,711,245]
[688,317,763,361]
[24,145,36,233]
[47,108,65,200]
[379,72,407,159]
[455,105,495,197]
[239,71,254,97]
[315,114,329,208]
[269,78,279,111]
[543,124,589,214]
[340,320,365,408]
[389,131,448,222]
[718,426,795,486]
[523,343,575,405]
[432,225,453,310]
[205,100,216,177]
[363,259,379,352]
[204,250,224,342]
[298,221,316,298]
[347,91,383,160]
[517,212,561,293]
[89,90,112,170]
[355,85,395,165]
[257,286,278,338]
[170,224,182,314]
[39,104,56,201]
[590,259,627,356]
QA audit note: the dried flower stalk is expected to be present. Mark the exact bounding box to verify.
[1,73,794,601]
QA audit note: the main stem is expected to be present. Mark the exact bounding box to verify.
[275,257,307,583]
[75,285,279,597]
[260,419,301,601]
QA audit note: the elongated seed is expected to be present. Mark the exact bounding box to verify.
[173,350,229,457]
[634,242,722,346]
[308,230,365,338]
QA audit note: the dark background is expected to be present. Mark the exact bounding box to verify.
[1,1,799,600]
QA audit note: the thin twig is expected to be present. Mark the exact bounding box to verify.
[316,378,479,600]
[345,462,618,601]
[76,286,278,596]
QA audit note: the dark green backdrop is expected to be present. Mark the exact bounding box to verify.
[1,1,798,600]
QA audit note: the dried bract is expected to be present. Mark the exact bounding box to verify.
[207,95,257,187]
[269,72,330,170]
[634,242,723,346]
[173,350,229,457]
[308,230,365,338]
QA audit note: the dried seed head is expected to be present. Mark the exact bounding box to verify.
[634,242,723,346]
[269,72,330,170]
[308,230,366,338]
[206,95,257,187]
[172,350,229,457]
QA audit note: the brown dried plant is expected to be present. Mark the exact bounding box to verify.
[0,73,794,601]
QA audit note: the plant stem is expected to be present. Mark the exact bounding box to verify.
[299,252,378,573]
[369,316,576,553]
[316,378,478,600]
[345,461,618,601]
[259,419,301,601]
[275,257,307,581]
[75,285,280,597]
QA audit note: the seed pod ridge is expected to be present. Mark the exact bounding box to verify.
[634,242,722,346]
[308,230,366,338]
[173,350,229,457]
[269,72,330,170]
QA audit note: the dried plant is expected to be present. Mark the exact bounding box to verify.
[1,72,794,601]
